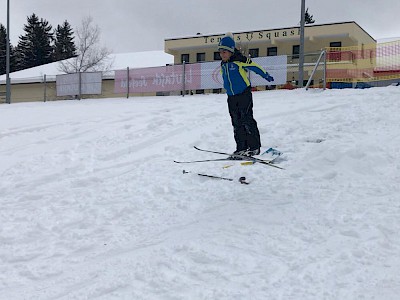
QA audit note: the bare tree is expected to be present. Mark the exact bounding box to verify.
[58,16,113,73]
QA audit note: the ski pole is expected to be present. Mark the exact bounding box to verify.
[183,170,249,184]
[183,170,233,181]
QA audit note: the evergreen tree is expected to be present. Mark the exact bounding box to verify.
[305,8,315,24]
[0,24,7,75]
[16,13,54,70]
[0,24,16,74]
[53,20,76,61]
[9,45,17,73]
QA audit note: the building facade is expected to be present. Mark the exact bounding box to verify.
[165,21,376,87]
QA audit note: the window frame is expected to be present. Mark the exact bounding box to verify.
[267,47,277,56]
[181,54,190,63]
[214,52,221,60]
[292,45,300,59]
[196,52,206,62]
[249,48,259,58]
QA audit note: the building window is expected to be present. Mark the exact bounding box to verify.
[267,47,277,56]
[196,52,205,62]
[292,45,300,59]
[214,52,221,60]
[330,42,342,48]
[249,48,259,58]
[181,54,189,63]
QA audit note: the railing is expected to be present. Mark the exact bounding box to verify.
[325,40,400,85]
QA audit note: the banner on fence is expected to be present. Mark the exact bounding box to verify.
[114,55,287,94]
[253,55,287,86]
[56,72,102,96]
[114,64,201,93]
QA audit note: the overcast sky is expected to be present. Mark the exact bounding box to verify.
[1,0,399,54]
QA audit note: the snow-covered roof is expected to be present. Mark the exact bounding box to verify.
[0,50,174,84]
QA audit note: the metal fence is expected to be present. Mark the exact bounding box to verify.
[2,42,400,103]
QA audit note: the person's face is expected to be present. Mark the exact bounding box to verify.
[219,50,233,62]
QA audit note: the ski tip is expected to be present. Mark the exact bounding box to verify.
[264,147,283,156]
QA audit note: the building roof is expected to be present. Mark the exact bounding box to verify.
[0,51,174,84]
[165,21,375,42]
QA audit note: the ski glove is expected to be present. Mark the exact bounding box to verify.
[265,73,274,82]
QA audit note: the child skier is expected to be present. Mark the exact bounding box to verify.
[218,32,274,156]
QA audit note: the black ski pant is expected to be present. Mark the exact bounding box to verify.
[227,87,261,152]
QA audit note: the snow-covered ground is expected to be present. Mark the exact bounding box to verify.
[1,87,400,299]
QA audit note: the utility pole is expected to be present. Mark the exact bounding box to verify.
[299,0,306,87]
[6,0,11,104]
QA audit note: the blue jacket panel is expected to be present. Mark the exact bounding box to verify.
[221,50,269,96]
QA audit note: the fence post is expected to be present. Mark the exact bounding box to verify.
[5,0,11,104]
[182,61,186,97]
[78,72,82,100]
[127,67,130,99]
[43,74,47,102]
[299,0,306,87]
[323,50,327,90]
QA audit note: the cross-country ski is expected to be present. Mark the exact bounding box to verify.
[193,146,284,169]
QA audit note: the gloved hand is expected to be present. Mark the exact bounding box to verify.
[265,73,274,82]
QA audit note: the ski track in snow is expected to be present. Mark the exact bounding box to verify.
[1,88,400,299]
